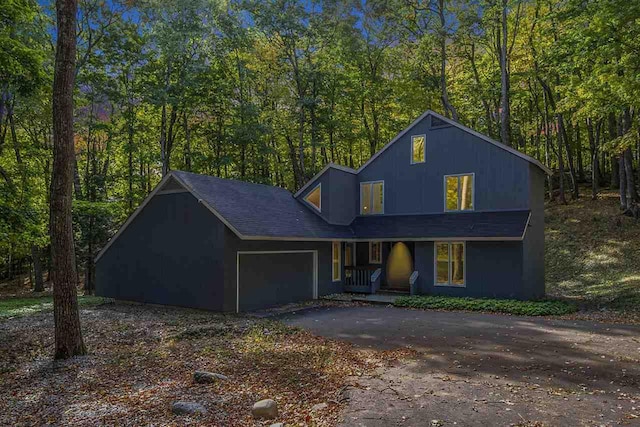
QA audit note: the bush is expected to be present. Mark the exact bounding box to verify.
[394,295,577,316]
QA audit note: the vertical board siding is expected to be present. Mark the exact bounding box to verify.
[357,115,531,215]
[414,240,528,299]
[297,167,358,226]
[95,192,226,311]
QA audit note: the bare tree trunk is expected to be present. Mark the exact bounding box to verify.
[586,118,601,200]
[619,155,627,209]
[437,0,458,121]
[499,0,511,146]
[31,245,45,292]
[51,0,86,359]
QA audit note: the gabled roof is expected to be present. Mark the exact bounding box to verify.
[171,171,354,240]
[293,163,356,198]
[95,171,355,261]
[356,110,552,176]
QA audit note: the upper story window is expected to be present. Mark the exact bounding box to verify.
[304,183,321,212]
[360,181,384,215]
[445,173,474,211]
[411,135,425,164]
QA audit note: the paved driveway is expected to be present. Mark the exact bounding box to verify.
[283,306,640,426]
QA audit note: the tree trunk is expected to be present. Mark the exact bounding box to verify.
[576,124,585,181]
[51,0,86,359]
[619,155,627,210]
[31,245,45,292]
[438,0,458,121]
[586,118,600,200]
[499,0,511,147]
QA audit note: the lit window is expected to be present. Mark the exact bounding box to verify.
[445,174,474,211]
[411,135,425,164]
[332,241,341,281]
[360,181,384,215]
[435,242,465,286]
[369,242,382,264]
[304,183,321,211]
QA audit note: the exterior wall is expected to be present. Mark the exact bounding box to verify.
[357,115,531,214]
[297,167,358,225]
[96,192,226,311]
[413,240,528,299]
[223,231,341,312]
[237,252,315,311]
[522,164,546,298]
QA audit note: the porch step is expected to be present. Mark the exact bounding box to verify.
[378,288,410,295]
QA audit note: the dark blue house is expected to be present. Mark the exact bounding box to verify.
[95,111,550,312]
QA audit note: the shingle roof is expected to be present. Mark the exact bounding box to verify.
[350,210,530,240]
[172,171,354,239]
[174,171,529,241]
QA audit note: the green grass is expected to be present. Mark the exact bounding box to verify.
[0,296,108,319]
[545,189,640,311]
[394,295,577,316]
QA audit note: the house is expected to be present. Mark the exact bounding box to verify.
[95,110,550,312]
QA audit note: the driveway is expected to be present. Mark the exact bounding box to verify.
[283,306,640,426]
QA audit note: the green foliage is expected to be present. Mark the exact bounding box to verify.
[394,295,577,316]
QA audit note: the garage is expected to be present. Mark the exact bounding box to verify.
[236,251,318,312]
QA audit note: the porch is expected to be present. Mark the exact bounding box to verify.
[343,241,419,295]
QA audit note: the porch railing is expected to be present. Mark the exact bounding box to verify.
[344,266,381,294]
[409,271,419,295]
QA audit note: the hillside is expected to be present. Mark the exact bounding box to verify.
[546,189,640,313]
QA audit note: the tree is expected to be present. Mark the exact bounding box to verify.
[50,0,86,359]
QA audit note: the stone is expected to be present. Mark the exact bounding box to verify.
[269,424,284,427]
[252,399,278,419]
[171,401,207,415]
[310,402,328,412]
[193,371,228,384]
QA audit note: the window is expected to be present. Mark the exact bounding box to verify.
[445,174,474,211]
[332,241,341,281]
[435,242,465,286]
[411,135,425,164]
[360,181,384,215]
[304,183,321,211]
[369,242,382,264]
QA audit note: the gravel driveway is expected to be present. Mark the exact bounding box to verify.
[283,305,640,426]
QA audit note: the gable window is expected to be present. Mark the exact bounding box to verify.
[435,242,465,286]
[332,241,341,282]
[304,183,321,212]
[369,242,382,264]
[445,173,474,211]
[360,181,384,215]
[411,135,426,164]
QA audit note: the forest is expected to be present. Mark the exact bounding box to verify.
[2,0,639,294]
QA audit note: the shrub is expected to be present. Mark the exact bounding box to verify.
[394,295,577,316]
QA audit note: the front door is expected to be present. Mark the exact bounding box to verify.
[386,242,413,290]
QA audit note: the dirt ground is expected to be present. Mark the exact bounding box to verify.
[283,305,640,426]
[0,302,398,426]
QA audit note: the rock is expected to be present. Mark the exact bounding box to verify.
[171,401,207,415]
[269,424,284,427]
[310,402,328,412]
[252,399,278,419]
[193,371,228,384]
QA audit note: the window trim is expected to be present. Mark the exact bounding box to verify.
[443,173,475,212]
[303,183,322,212]
[369,241,382,264]
[360,180,385,215]
[433,241,466,287]
[332,241,341,282]
[410,134,426,164]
